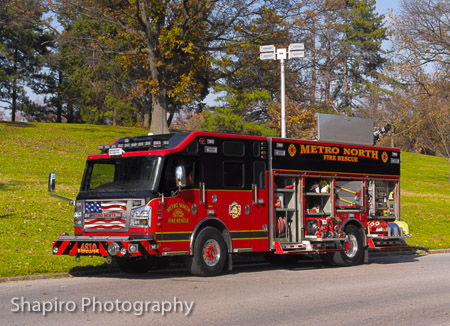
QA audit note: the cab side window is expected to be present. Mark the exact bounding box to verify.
[163,156,199,195]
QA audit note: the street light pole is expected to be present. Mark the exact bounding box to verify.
[260,43,305,138]
[280,56,286,138]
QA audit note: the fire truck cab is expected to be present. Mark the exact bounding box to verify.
[50,115,411,276]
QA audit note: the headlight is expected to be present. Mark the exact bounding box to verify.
[130,206,151,228]
[73,201,83,227]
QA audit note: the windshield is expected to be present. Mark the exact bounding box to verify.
[81,156,161,193]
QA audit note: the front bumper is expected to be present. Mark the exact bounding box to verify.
[52,235,158,258]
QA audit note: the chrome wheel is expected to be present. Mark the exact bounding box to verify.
[203,239,221,267]
[345,234,358,258]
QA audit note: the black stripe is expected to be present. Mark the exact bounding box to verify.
[158,233,191,241]
[230,232,253,239]
[231,231,268,239]
[62,241,76,255]
[253,231,268,238]
[129,234,155,241]
[138,242,152,257]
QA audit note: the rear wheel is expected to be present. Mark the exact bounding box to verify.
[333,225,364,266]
[186,227,227,276]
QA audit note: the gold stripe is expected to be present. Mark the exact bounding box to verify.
[156,230,266,234]
[151,188,253,201]
[231,230,265,233]
[233,237,268,241]
[157,240,190,243]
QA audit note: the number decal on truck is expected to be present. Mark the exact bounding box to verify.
[77,243,100,254]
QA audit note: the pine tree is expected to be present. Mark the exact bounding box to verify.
[339,0,387,113]
[0,0,51,121]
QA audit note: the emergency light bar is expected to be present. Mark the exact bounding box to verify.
[97,136,170,153]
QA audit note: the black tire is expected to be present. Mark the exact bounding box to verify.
[186,227,227,277]
[115,257,152,273]
[333,225,364,266]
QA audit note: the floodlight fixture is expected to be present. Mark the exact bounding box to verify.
[259,43,305,138]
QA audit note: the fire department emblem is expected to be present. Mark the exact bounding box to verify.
[381,151,388,163]
[288,144,296,157]
[229,201,241,219]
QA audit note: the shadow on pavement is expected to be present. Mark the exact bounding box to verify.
[69,252,424,280]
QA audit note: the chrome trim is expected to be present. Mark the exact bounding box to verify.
[162,251,189,256]
[268,138,274,250]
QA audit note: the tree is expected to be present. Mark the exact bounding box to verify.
[56,0,264,133]
[200,108,277,136]
[59,16,134,125]
[389,0,450,180]
[207,4,304,136]
[293,0,387,114]
[0,0,52,121]
[394,0,450,72]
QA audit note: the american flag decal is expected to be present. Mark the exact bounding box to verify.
[84,200,128,230]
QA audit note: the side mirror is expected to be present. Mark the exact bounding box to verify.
[175,166,186,188]
[48,172,56,193]
[48,172,75,205]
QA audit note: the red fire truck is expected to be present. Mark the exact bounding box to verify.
[50,117,411,276]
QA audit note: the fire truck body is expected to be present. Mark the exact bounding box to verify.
[50,130,410,276]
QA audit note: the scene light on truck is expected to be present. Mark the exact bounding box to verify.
[128,244,139,253]
[108,148,124,156]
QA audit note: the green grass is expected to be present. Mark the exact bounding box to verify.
[0,122,148,277]
[400,152,450,249]
[0,122,449,278]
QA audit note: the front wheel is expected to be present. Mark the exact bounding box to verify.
[333,225,364,266]
[186,227,227,276]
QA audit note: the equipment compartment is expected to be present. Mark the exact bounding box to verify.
[368,180,399,220]
[304,178,332,217]
[274,176,298,242]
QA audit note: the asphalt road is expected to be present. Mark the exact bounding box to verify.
[1,253,450,326]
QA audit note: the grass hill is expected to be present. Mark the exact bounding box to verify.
[1,122,449,278]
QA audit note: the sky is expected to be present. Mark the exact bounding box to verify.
[375,0,400,15]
